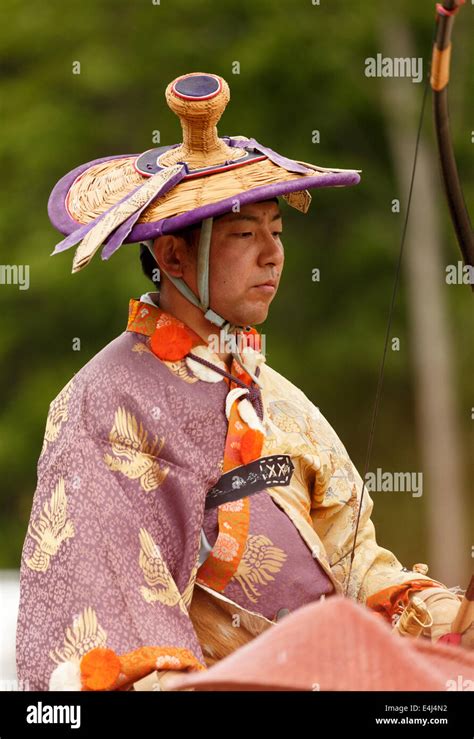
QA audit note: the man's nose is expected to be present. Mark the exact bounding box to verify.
[258,229,284,266]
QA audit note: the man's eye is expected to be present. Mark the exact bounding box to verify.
[229,231,282,238]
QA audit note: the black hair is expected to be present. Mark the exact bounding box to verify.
[139,197,279,287]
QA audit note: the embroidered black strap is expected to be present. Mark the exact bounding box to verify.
[205,454,294,509]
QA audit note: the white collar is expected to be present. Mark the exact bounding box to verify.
[139,291,160,308]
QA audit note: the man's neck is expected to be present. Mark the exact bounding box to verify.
[150,289,234,369]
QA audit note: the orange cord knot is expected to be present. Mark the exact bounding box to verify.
[150,322,193,361]
[240,428,264,464]
[80,647,122,691]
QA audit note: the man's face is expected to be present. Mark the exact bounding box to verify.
[188,200,284,326]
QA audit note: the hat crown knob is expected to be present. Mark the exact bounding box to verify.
[161,73,243,170]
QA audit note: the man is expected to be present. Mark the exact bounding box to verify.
[16,72,466,692]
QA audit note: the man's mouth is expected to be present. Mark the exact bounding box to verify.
[252,286,275,295]
[252,279,277,293]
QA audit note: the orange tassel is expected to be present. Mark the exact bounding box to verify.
[150,323,193,361]
[240,428,264,464]
[80,647,121,691]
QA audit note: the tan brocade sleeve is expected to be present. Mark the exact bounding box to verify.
[258,363,441,604]
[302,404,444,602]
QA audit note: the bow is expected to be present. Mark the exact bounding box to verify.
[432,3,474,644]
[431,0,474,287]
[345,0,473,598]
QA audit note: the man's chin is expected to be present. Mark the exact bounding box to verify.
[219,295,274,328]
[237,308,269,327]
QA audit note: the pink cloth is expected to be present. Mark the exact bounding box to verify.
[173,596,474,691]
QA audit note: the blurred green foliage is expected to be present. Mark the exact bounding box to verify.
[0,0,472,569]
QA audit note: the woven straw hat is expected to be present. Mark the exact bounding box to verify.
[48,71,361,275]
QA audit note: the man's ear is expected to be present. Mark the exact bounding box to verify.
[152,235,169,264]
[153,234,191,278]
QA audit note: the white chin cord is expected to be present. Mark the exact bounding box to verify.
[141,218,263,387]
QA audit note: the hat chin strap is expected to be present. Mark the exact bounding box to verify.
[142,219,262,386]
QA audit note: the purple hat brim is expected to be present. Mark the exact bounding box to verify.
[48,153,361,250]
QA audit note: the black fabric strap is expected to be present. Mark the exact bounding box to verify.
[205,454,294,509]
